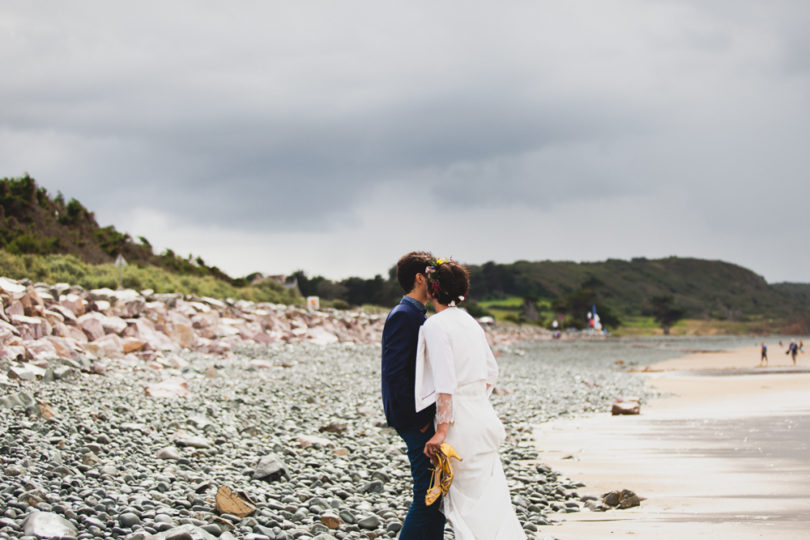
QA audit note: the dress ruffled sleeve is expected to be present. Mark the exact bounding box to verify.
[414,319,457,413]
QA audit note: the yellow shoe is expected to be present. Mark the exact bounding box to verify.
[439,443,462,462]
[425,460,443,506]
[424,443,465,506]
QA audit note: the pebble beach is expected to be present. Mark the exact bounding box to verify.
[0,335,657,539]
[3,276,780,539]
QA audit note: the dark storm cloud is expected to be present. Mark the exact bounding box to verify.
[1,1,809,281]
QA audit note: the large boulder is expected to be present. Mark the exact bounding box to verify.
[88,287,117,303]
[60,293,86,317]
[42,336,80,358]
[0,277,26,298]
[122,336,146,353]
[0,319,20,342]
[10,314,51,341]
[0,345,26,361]
[127,319,180,352]
[78,312,105,341]
[64,325,88,344]
[20,285,45,314]
[101,315,128,335]
[25,339,60,362]
[167,311,196,348]
[86,333,124,358]
[6,301,24,317]
[48,303,78,324]
[40,308,65,327]
[110,289,146,318]
[8,364,46,380]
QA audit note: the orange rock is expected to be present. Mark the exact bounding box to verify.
[215,485,256,517]
[122,337,146,353]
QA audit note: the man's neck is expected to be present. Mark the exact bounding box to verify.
[406,292,427,306]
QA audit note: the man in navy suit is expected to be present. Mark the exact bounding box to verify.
[381,251,445,539]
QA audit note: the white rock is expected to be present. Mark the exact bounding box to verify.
[145,377,190,398]
[23,510,78,538]
[157,446,181,460]
[89,287,117,302]
[174,433,212,449]
[8,364,46,381]
[101,315,128,335]
[92,299,111,312]
[0,277,26,297]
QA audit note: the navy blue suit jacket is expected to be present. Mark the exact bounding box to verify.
[381,297,436,430]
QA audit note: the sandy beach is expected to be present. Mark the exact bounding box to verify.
[535,343,810,539]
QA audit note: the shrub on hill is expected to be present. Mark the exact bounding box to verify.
[0,251,301,304]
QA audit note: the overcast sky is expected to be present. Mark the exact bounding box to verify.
[2,1,808,283]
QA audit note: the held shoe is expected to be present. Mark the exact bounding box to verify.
[424,443,463,506]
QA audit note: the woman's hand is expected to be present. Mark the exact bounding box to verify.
[424,424,449,458]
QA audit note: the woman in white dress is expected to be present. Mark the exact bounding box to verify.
[414,258,526,540]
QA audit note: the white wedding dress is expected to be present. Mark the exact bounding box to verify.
[415,307,526,540]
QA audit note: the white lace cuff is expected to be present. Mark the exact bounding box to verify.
[436,393,454,425]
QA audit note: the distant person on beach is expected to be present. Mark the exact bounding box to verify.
[381,251,445,539]
[760,341,768,366]
[786,340,799,365]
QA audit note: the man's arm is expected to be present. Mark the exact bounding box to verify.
[381,310,414,385]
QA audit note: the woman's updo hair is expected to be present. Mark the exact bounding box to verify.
[427,259,469,306]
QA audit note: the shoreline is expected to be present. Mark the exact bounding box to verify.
[534,345,810,539]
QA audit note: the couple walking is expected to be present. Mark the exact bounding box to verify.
[381,252,525,539]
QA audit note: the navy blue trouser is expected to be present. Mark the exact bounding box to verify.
[396,424,446,539]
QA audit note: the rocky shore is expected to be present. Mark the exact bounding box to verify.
[0,277,643,539]
[0,277,543,374]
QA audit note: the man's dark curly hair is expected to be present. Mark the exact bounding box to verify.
[396,251,434,293]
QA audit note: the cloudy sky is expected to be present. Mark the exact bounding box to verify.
[2,1,808,283]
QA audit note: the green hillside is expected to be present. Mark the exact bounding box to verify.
[0,175,299,304]
[467,258,803,320]
[0,175,233,279]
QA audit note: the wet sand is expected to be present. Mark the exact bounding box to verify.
[534,346,810,539]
